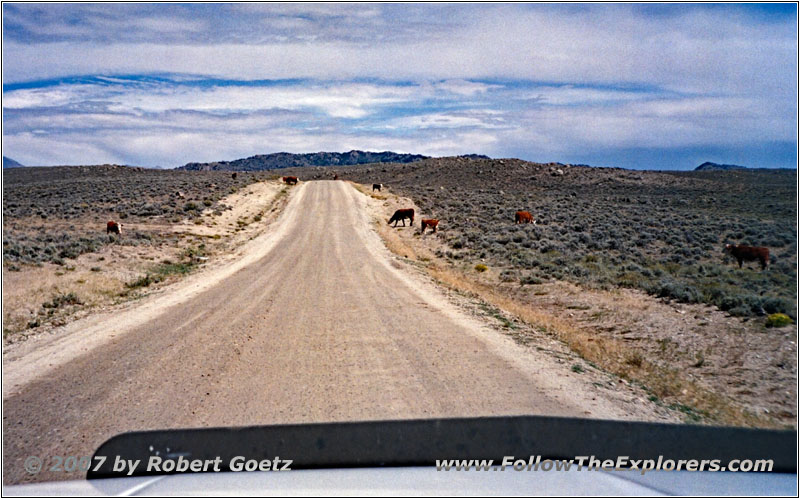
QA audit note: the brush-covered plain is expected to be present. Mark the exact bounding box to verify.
[336,158,796,319]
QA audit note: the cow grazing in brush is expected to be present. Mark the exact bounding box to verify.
[231,172,238,180]
[421,219,439,233]
[725,244,770,270]
[282,176,299,185]
[515,211,535,224]
[372,183,382,192]
[388,208,414,227]
[106,220,122,236]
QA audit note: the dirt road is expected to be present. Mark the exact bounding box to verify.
[4,181,645,484]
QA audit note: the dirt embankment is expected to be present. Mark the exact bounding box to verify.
[352,182,796,428]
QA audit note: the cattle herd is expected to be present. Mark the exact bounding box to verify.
[388,207,537,235]
[387,201,771,271]
[100,177,774,271]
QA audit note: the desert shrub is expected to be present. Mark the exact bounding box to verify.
[154,262,194,276]
[766,313,793,328]
[647,279,703,303]
[126,275,155,289]
[569,266,590,278]
[759,296,793,315]
[520,274,543,285]
[3,231,108,264]
[617,271,648,289]
[499,269,517,282]
[475,264,488,272]
[625,352,644,367]
[136,204,162,217]
[42,292,82,309]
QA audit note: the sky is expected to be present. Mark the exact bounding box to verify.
[2,3,797,170]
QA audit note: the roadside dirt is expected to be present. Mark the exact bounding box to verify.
[2,180,285,343]
[356,183,796,428]
[4,180,677,485]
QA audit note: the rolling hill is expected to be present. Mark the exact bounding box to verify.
[694,161,747,171]
[3,156,24,168]
[176,150,433,171]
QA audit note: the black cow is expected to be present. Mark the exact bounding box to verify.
[388,208,414,227]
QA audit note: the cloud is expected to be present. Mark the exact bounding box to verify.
[431,80,501,97]
[4,4,795,94]
[2,4,796,169]
[2,77,509,165]
[382,110,508,131]
[3,75,795,168]
[5,79,426,119]
[3,119,499,167]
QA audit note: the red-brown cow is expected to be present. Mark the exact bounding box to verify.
[388,208,414,227]
[106,220,122,236]
[421,219,439,233]
[725,244,770,270]
[515,211,535,224]
[282,176,299,185]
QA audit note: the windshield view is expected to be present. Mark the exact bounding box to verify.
[2,2,797,494]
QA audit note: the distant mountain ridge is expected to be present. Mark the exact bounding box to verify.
[3,156,24,168]
[695,161,747,171]
[176,150,434,171]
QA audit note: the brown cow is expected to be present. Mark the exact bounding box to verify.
[231,172,238,180]
[515,211,535,224]
[388,208,414,227]
[333,173,339,180]
[421,219,439,233]
[372,183,382,192]
[282,176,299,185]
[725,244,770,270]
[106,220,122,236]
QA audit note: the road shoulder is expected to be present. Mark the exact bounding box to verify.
[2,182,304,398]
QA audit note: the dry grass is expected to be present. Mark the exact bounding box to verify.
[428,267,772,427]
[350,182,388,201]
[366,184,779,428]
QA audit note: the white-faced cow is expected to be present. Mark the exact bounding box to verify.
[106,220,122,236]
[421,219,439,233]
[514,211,535,224]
